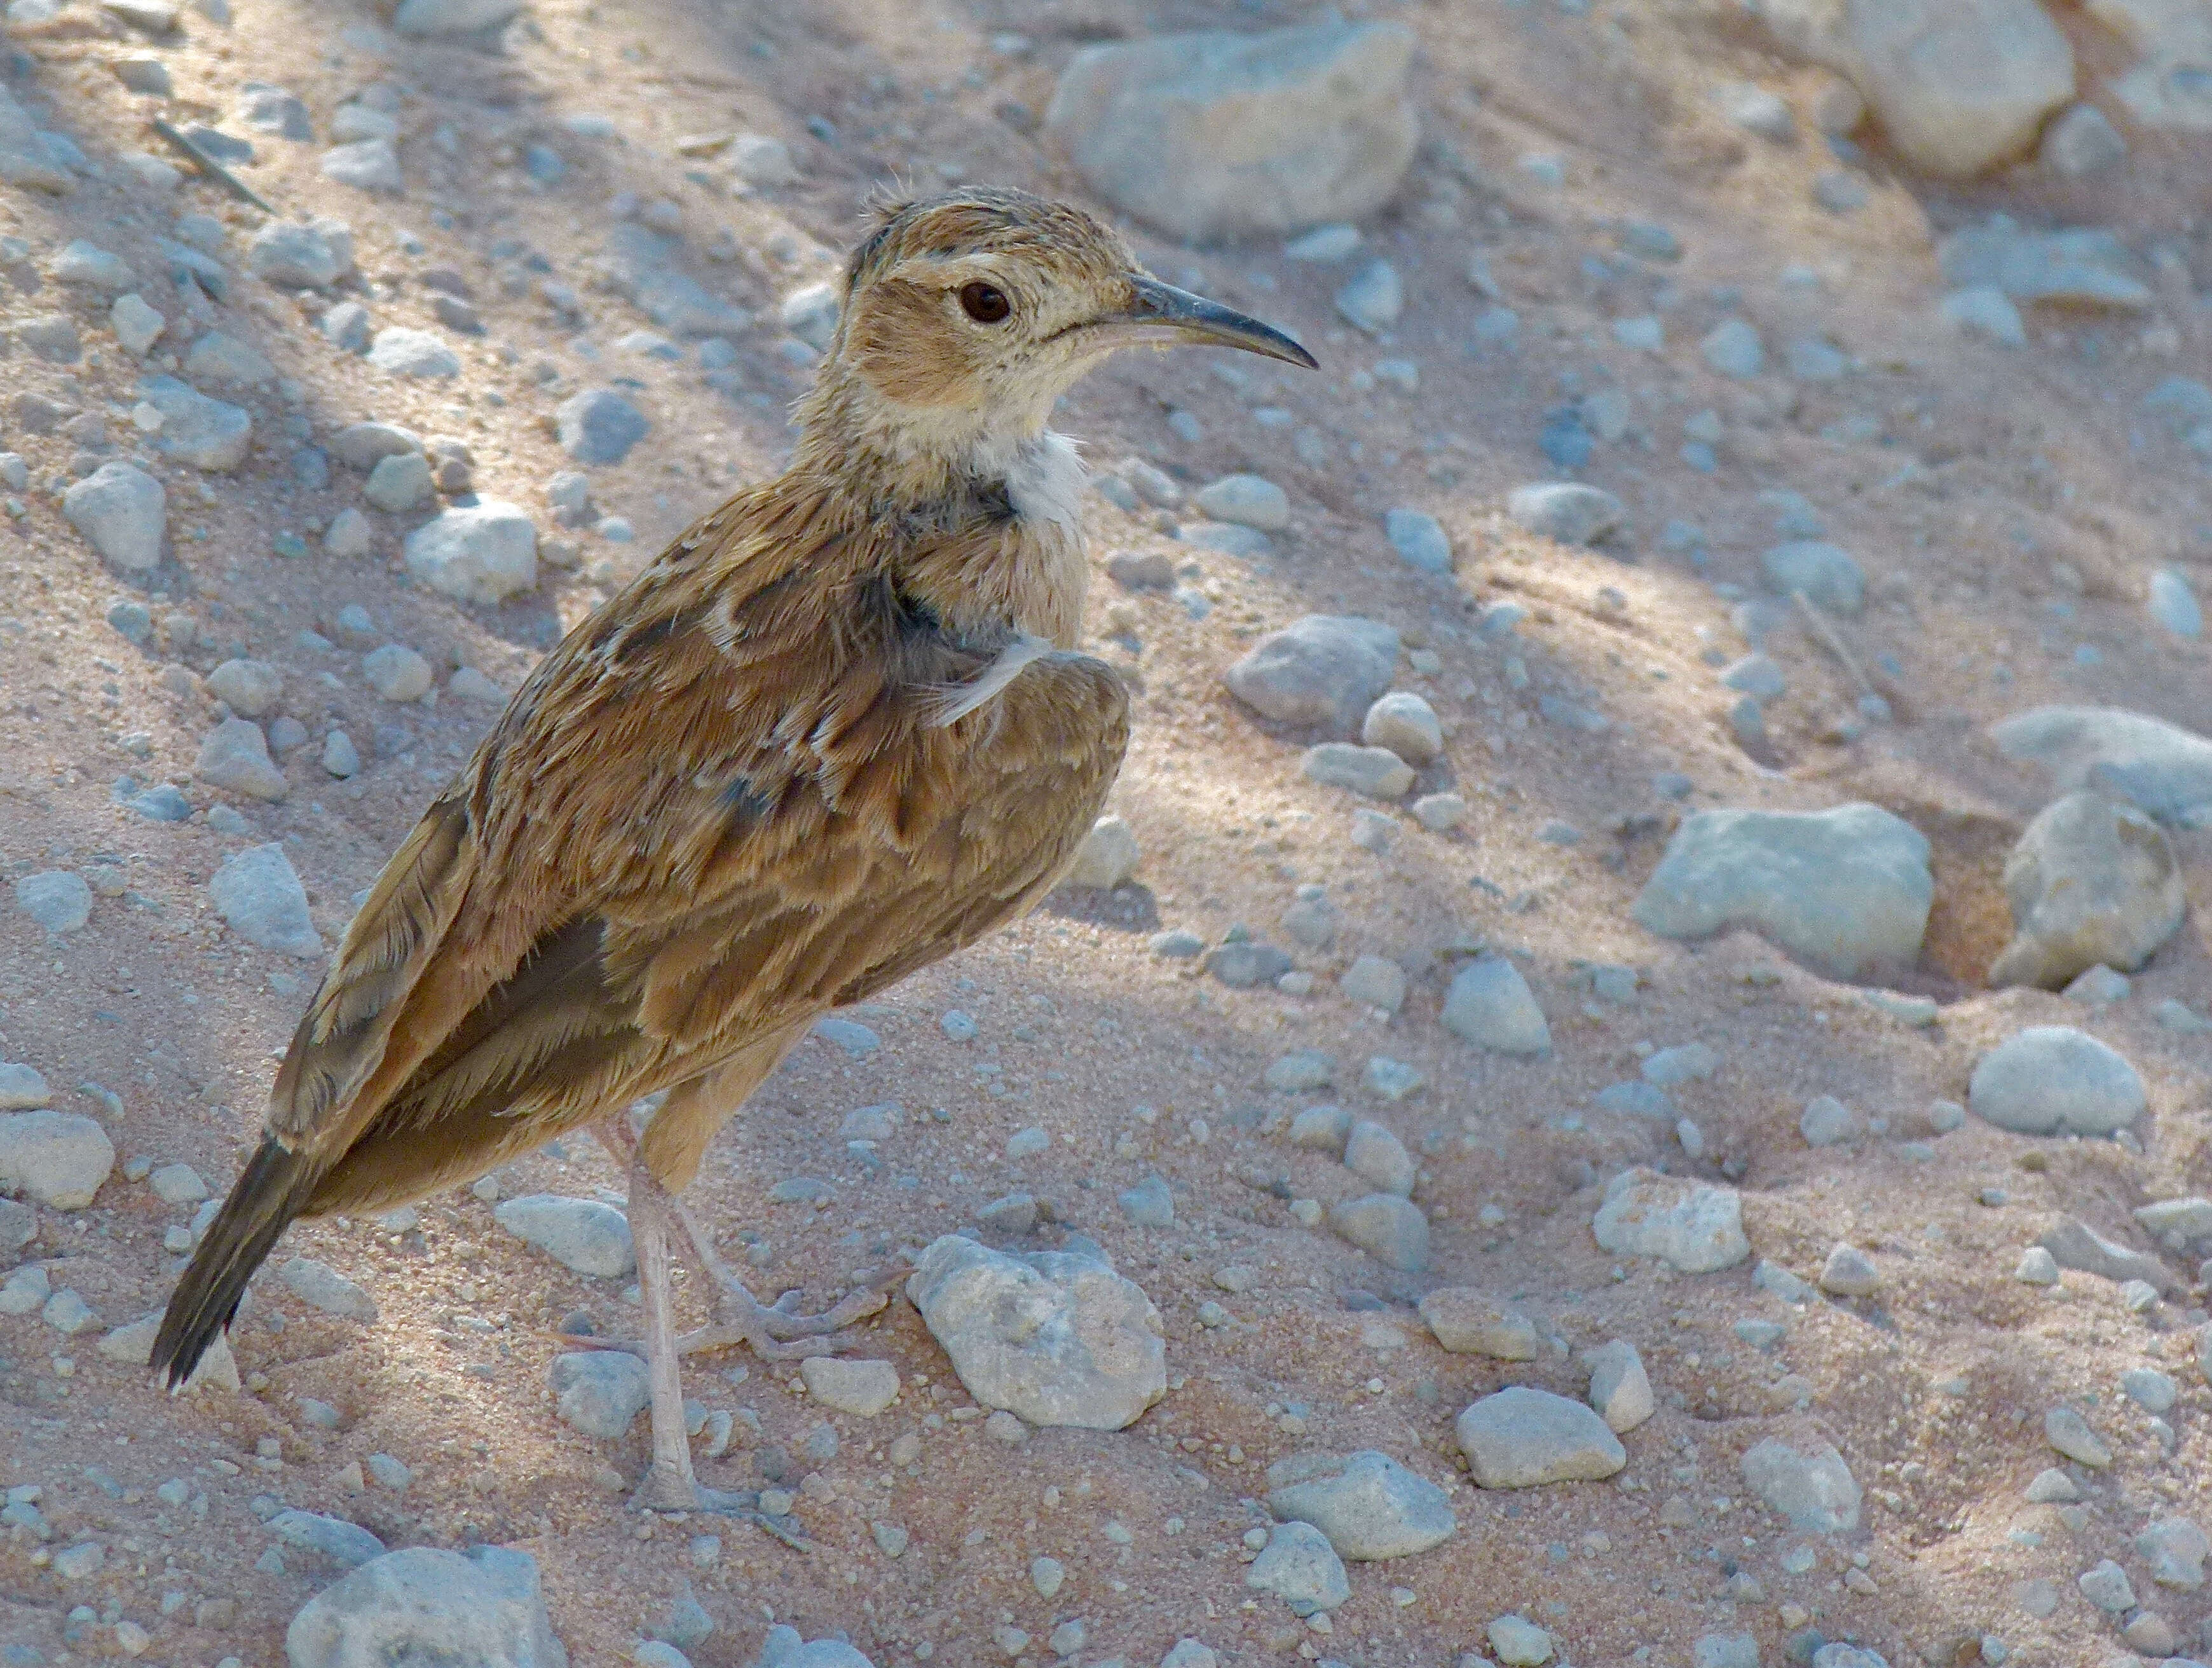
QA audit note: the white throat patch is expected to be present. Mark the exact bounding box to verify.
[997,431,1086,530]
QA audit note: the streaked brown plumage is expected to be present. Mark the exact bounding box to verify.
[154,185,1314,1508]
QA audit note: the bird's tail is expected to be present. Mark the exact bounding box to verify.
[151,1136,321,1390]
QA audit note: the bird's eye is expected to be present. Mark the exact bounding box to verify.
[959,282,1011,324]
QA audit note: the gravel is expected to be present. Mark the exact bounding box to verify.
[494,1194,635,1278]
[1969,1026,2145,1135]
[1440,956,1550,1055]
[0,1111,114,1208]
[1264,1449,1456,1558]
[799,1357,901,1416]
[209,844,322,957]
[905,1236,1165,1428]
[1456,1387,1627,1487]
[1590,1168,1750,1273]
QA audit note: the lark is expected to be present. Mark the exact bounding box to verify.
[153,186,1315,1511]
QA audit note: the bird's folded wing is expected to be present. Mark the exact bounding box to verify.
[263,534,1127,1191]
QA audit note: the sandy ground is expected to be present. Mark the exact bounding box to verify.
[1,0,2210,1664]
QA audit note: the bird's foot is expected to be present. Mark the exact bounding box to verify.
[631,1460,700,1513]
[554,1285,894,1362]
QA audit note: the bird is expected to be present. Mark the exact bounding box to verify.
[152,184,1316,1512]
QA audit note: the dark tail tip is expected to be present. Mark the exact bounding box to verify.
[153,1137,317,1391]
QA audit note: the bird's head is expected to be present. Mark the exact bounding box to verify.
[806,186,1316,467]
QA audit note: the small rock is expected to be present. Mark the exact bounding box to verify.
[547,1350,650,1438]
[1442,956,1550,1056]
[1799,1095,1857,1147]
[15,871,91,934]
[2149,568,2203,639]
[364,451,432,513]
[1412,792,1465,832]
[1418,1289,1538,1360]
[1384,508,1452,575]
[1717,81,1796,141]
[1206,940,1294,988]
[494,1194,634,1278]
[2079,1558,2136,1613]
[1939,216,2150,310]
[800,1357,901,1417]
[1334,260,1403,334]
[2037,1220,2171,1290]
[323,137,405,193]
[137,376,252,471]
[2042,102,2128,177]
[1263,1449,1456,1558]
[63,462,167,570]
[149,1163,208,1204]
[2137,1517,2208,1589]
[363,644,434,702]
[1818,1243,1880,1296]
[207,658,282,718]
[321,301,372,353]
[2014,1246,2060,1285]
[1762,541,1865,615]
[1739,1438,1860,1533]
[2044,1405,2111,1468]
[280,1256,377,1320]
[196,720,288,802]
[1117,1175,1173,1226]
[0,1111,114,1209]
[1642,1043,1719,1087]
[2136,1196,2212,1239]
[1328,1193,1429,1271]
[269,1509,385,1569]
[404,500,538,604]
[1362,691,1442,765]
[322,731,362,778]
[41,1287,97,1333]
[1969,1027,2145,1136]
[1584,1339,1655,1432]
[1065,815,1140,888]
[1339,956,1407,1015]
[1194,473,1289,531]
[1287,1103,1351,1148]
[1302,742,1414,799]
[2062,964,2131,1005]
[367,326,458,378]
[1246,1519,1349,1615]
[1456,1386,1627,1487]
[2124,1366,2178,1413]
[209,844,322,956]
[1701,319,1765,378]
[1488,1615,1553,1667]
[557,388,650,465]
[1990,704,2212,826]
[1939,285,2028,346]
[1720,654,1786,702]
[1224,615,1400,732]
[1344,1119,1414,1195]
[1591,1168,1749,1273]
[109,293,165,355]
[247,219,353,288]
[905,1236,1165,1429]
[1988,791,2184,988]
[0,1063,51,1108]
[1506,481,1623,546]
[184,331,276,388]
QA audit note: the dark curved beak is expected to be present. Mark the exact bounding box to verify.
[1102,273,1319,370]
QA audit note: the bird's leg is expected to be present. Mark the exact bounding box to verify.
[624,1149,701,1512]
[591,1113,888,1353]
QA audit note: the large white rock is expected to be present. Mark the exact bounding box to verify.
[1591,1168,1749,1274]
[1224,615,1400,732]
[209,843,323,957]
[0,1110,114,1208]
[62,462,166,570]
[1632,803,1931,979]
[905,1235,1165,1430]
[1759,0,2075,177]
[1991,706,2212,826]
[404,500,538,605]
[1044,18,1419,240]
[1988,791,2187,989]
[1969,1026,2146,1137]
[286,1544,567,1668]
